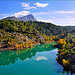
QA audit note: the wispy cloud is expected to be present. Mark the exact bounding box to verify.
[54,10,75,14]
[37,16,75,26]
[34,56,48,61]
[0,14,12,16]
[32,10,75,26]
[0,14,13,19]
[22,3,36,9]
[33,10,75,15]
[34,2,48,7]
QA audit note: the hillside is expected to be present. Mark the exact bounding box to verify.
[0,19,74,51]
[70,28,75,34]
[27,21,69,36]
[0,20,69,37]
[62,26,75,31]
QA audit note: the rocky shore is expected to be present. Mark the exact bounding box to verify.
[56,53,75,72]
[0,41,53,51]
[54,44,75,72]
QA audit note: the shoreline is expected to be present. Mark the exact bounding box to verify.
[0,41,55,51]
[54,44,75,72]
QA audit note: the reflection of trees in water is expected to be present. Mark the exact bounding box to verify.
[0,43,56,65]
[62,68,75,75]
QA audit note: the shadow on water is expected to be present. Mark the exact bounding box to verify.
[0,42,56,65]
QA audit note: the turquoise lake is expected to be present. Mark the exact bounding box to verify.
[0,42,75,75]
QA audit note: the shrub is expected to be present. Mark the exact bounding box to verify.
[0,38,2,42]
[62,59,70,67]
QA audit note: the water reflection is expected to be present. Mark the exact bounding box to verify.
[0,42,56,65]
[62,68,75,75]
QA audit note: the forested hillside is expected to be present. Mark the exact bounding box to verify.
[62,26,75,31]
[0,20,69,36]
[28,21,69,36]
[70,28,75,34]
[0,19,74,51]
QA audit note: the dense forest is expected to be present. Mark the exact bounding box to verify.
[0,20,69,37]
[62,26,75,31]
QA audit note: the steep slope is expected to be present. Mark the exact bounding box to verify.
[19,14,37,22]
[3,16,21,21]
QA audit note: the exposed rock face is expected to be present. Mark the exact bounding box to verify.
[19,14,37,22]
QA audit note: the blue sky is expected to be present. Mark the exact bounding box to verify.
[0,1,75,26]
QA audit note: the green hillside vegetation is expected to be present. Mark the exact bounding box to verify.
[0,20,38,38]
[70,28,75,34]
[0,20,69,36]
[55,33,75,72]
[62,26,75,31]
[0,19,73,51]
[28,21,69,36]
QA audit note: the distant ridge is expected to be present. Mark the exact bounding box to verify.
[2,14,37,22]
[3,16,21,21]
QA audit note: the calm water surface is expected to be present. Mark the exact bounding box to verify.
[0,42,75,75]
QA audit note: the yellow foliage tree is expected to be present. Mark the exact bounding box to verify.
[16,45,18,48]
[52,36,56,39]
[25,41,28,48]
[62,59,70,66]
[57,39,66,45]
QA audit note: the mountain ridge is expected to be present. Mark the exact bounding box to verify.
[3,16,21,21]
[19,14,37,21]
[2,14,37,22]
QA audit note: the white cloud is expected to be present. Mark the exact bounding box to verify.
[0,11,30,18]
[22,3,29,7]
[24,6,36,9]
[34,2,48,7]
[3,17,7,18]
[34,56,48,61]
[14,11,30,17]
[22,3,36,9]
